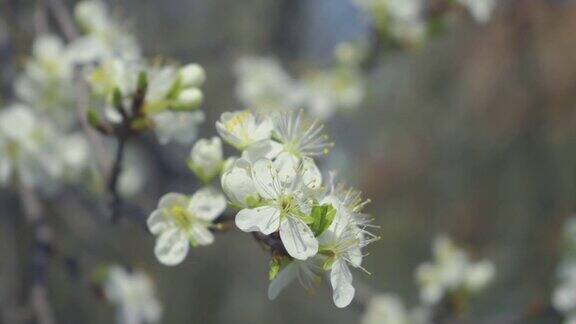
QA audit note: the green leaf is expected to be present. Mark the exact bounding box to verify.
[86,108,102,128]
[309,204,336,237]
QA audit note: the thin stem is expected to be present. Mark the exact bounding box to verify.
[108,135,128,223]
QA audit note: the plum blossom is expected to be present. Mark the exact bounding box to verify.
[415,235,495,305]
[147,188,226,265]
[362,294,431,324]
[189,137,224,183]
[0,104,64,187]
[234,56,303,113]
[234,158,319,260]
[215,110,273,150]
[104,265,162,324]
[458,0,497,24]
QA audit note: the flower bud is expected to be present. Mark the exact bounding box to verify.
[176,88,203,110]
[179,64,206,88]
[188,137,223,183]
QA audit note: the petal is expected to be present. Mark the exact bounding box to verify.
[235,206,281,235]
[279,217,318,260]
[158,193,188,209]
[330,259,355,308]
[268,262,299,300]
[251,158,281,199]
[253,118,273,141]
[221,159,258,207]
[273,152,299,184]
[188,188,227,221]
[241,139,282,163]
[154,228,189,266]
[189,225,215,246]
[347,246,363,268]
[147,209,170,235]
[301,157,322,190]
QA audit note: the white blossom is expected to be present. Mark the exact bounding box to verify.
[104,266,162,324]
[189,137,224,183]
[0,104,64,187]
[215,110,274,150]
[234,158,319,260]
[362,294,408,324]
[70,1,140,63]
[147,188,226,265]
[234,57,303,113]
[221,158,260,208]
[458,0,497,24]
[415,235,495,305]
[152,110,205,145]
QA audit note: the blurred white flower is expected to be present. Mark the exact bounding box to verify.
[458,0,497,24]
[234,57,303,113]
[58,133,90,180]
[147,188,226,265]
[415,235,495,305]
[301,67,365,120]
[216,110,273,150]
[152,110,205,145]
[362,294,408,324]
[189,137,224,183]
[14,35,76,125]
[0,104,64,187]
[104,266,162,324]
[70,1,140,63]
[354,0,426,45]
[235,158,318,260]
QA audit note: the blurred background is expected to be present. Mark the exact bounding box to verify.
[2,0,576,323]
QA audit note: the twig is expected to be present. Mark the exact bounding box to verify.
[17,180,55,324]
[33,0,49,36]
[108,135,127,223]
[44,0,78,41]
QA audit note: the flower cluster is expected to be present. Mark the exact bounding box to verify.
[0,1,149,192]
[354,0,497,46]
[217,109,377,307]
[87,59,206,145]
[415,235,495,306]
[103,265,162,324]
[552,217,576,323]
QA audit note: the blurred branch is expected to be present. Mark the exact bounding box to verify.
[16,181,55,324]
[45,0,78,41]
[34,0,49,36]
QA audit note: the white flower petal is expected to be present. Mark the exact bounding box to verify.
[188,188,227,221]
[221,159,258,207]
[268,262,299,300]
[189,225,215,246]
[251,158,281,199]
[154,228,189,266]
[158,193,188,208]
[279,217,318,260]
[147,210,170,235]
[273,151,299,184]
[241,139,282,163]
[301,157,322,190]
[235,206,281,235]
[330,259,355,308]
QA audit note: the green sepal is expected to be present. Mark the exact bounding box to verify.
[269,258,281,281]
[322,257,336,271]
[86,108,102,129]
[137,71,148,91]
[112,87,124,111]
[309,204,337,237]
